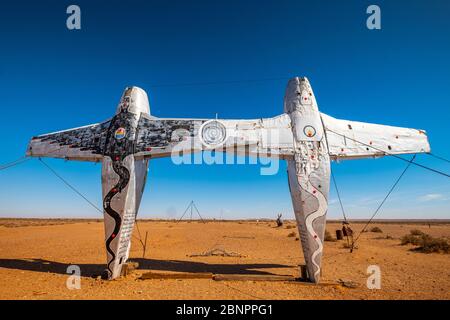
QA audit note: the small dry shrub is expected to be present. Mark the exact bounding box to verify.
[401,234,423,246]
[401,230,449,254]
[324,230,336,242]
[374,235,394,240]
[287,232,296,238]
[370,226,383,233]
[410,229,425,236]
[420,237,449,253]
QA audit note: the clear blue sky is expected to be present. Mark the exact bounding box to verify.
[0,0,449,219]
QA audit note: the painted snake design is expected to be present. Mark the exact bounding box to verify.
[103,157,130,278]
[293,150,328,281]
[303,178,327,280]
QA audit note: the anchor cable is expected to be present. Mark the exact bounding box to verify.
[148,76,290,88]
[427,152,450,164]
[331,170,354,247]
[39,157,147,248]
[326,128,450,179]
[351,154,417,250]
[0,156,30,171]
[38,158,103,214]
[331,170,348,223]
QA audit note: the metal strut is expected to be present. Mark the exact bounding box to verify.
[177,200,206,223]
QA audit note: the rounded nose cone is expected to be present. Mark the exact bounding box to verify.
[116,86,151,115]
[283,77,316,114]
[130,87,150,115]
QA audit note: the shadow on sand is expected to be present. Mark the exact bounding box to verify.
[0,258,292,278]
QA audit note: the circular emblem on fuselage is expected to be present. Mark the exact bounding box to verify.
[114,127,127,140]
[303,125,316,138]
[200,120,227,147]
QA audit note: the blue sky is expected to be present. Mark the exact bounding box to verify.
[0,0,449,219]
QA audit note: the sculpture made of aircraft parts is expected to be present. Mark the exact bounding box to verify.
[27,78,430,282]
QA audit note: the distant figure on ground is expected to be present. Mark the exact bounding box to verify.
[342,221,354,248]
[276,213,283,227]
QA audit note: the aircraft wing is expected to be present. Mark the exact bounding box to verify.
[321,113,431,160]
[133,114,294,159]
[26,120,112,162]
[133,116,206,158]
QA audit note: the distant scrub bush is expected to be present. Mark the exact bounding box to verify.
[420,237,449,254]
[370,226,383,233]
[401,234,422,246]
[287,232,296,238]
[410,229,425,236]
[401,230,449,254]
[324,230,336,242]
[374,235,394,240]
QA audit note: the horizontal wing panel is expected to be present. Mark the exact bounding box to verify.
[134,116,204,158]
[26,120,112,162]
[134,114,294,159]
[221,114,294,158]
[321,113,430,160]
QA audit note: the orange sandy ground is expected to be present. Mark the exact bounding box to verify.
[0,220,449,300]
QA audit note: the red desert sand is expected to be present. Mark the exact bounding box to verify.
[0,219,449,300]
